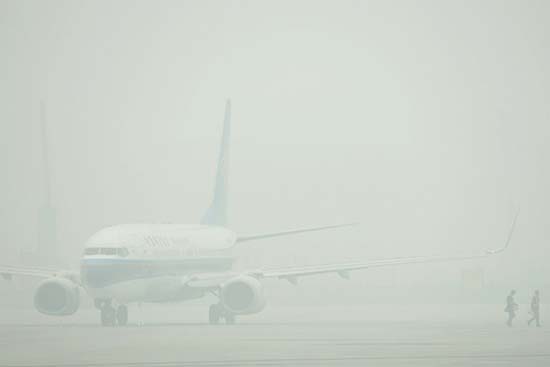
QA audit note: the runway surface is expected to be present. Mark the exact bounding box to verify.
[0,306,548,367]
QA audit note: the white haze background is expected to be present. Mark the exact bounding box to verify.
[1,0,549,307]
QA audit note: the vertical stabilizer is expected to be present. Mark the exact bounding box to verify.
[37,101,57,264]
[201,100,231,226]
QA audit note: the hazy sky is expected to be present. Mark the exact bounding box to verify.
[1,0,548,290]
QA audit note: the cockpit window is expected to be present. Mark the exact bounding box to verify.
[100,248,117,255]
[84,248,100,255]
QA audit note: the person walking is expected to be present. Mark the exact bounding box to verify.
[528,290,541,327]
[505,290,519,327]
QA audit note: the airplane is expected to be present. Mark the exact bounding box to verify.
[0,100,519,326]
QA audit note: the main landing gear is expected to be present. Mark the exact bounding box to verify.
[95,299,128,327]
[209,303,235,325]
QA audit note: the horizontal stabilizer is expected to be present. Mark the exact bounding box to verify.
[236,222,358,244]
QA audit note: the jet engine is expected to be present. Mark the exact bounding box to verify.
[220,275,266,315]
[34,278,80,316]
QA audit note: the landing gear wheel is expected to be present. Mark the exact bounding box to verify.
[209,304,222,324]
[116,305,128,326]
[225,313,236,325]
[100,305,116,327]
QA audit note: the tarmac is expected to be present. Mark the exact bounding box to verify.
[0,305,548,366]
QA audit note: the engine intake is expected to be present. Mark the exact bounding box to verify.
[220,275,266,315]
[34,278,80,316]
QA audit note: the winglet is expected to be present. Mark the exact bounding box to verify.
[486,208,520,255]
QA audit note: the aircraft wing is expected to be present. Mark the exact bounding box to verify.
[236,223,358,244]
[0,264,76,282]
[249,211,519,284]
[251,254,488,284]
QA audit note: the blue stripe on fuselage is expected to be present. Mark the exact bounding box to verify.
[80,257,233,288]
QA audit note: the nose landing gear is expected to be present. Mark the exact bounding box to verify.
[209,303,236,325]
[95,299,128,327]
[99,302,116,327]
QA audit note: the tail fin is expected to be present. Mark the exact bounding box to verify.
[201,100,231,226]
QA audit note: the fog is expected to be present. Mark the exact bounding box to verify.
[0,0,549,365]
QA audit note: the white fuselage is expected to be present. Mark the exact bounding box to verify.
[80,224,237,303]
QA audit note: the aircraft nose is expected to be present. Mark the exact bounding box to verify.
[80,261,113,288]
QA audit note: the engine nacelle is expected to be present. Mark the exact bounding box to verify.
[34,278,80,316]
[220,275,266,315]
